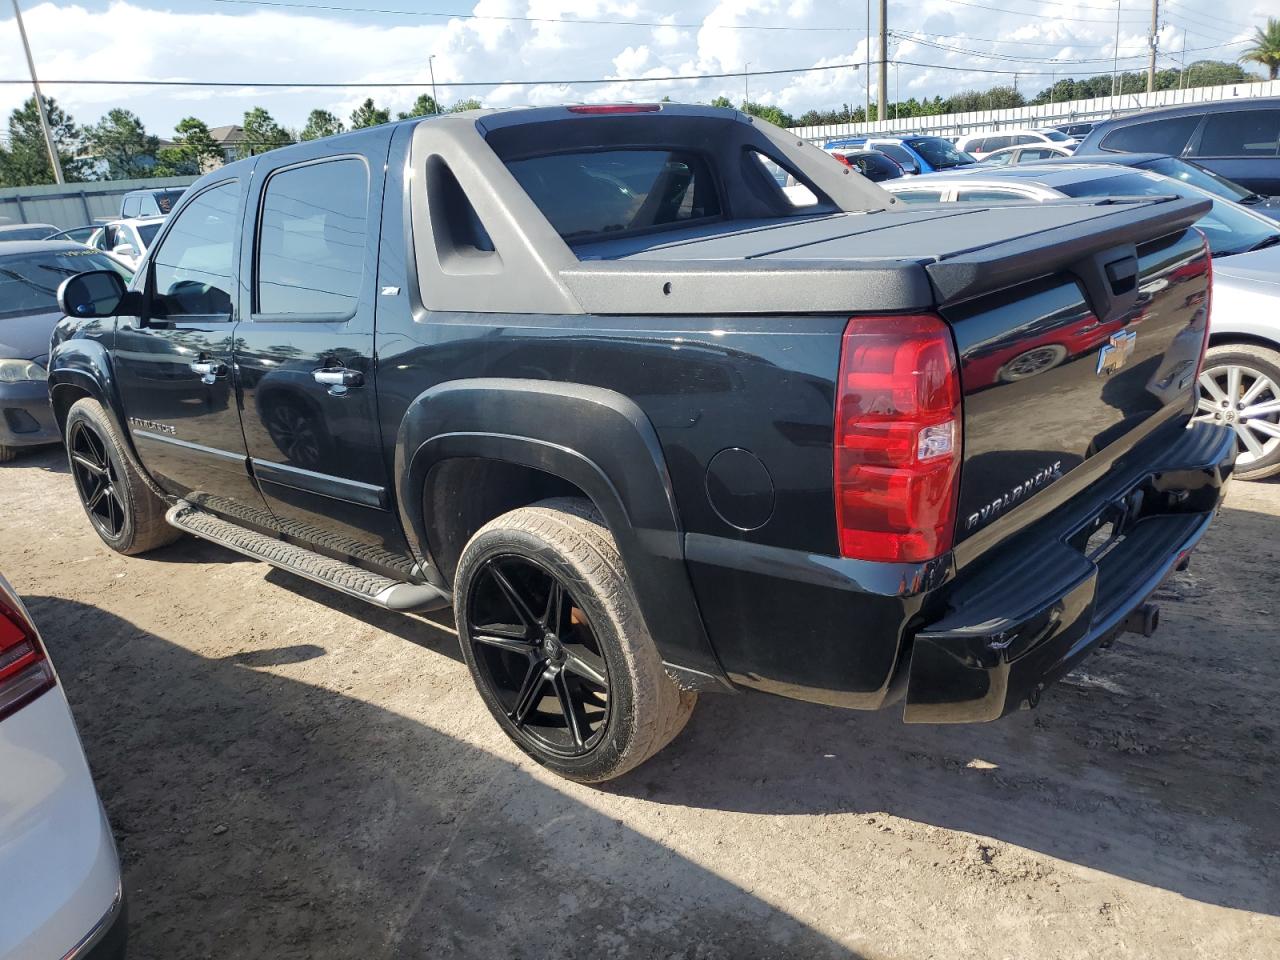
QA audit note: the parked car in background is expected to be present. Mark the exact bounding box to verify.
[0,572,127,959]
[1074,98,1280,195]
[119,188,185,219]
[1053,120,1097,140]
[1023,151,1280,221]
[955,128,1075,159]
[822,135,976,174]
[0,242,132,462]
[829,148,905,182]
[84,218,165,269]
[0,223,57,242]
[46,225,103,245]
[979,143,1074,166]
[887,162,1280,477]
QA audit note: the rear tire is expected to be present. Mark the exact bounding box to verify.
[65,398,180,555]
[1195,344,1280,481]
[454,498,696,783]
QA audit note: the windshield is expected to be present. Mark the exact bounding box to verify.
[1138,156,1255,203]
[1055,171,1280,257]
[137,222,162,247]
[904,137,976,169]
[0,249,132,319]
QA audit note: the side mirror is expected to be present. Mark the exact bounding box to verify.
[57,270,128,319]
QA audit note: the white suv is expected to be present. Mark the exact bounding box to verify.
[0,574,126,959]
[87,217,165,269]
[955,128,1076,160]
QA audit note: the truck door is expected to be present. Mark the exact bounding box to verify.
[113,176,264,514]
[233,130,409,562]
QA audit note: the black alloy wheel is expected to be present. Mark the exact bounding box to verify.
[466,555,610,757]
[69,419,127,539]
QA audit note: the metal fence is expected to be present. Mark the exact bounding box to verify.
[0,175,199,230]
[788,78,1280,143]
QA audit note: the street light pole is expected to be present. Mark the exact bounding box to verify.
[1111,0,1122,98]
[428,55,440,114]
[877,0,887,123]
[10,0,63,184]
[1146,0,1159,93]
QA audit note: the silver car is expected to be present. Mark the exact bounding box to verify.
[887,163,1280,479]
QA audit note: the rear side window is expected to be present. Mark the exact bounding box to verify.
[505,150,721,241]
[256,157,369,317]
[891,189,945,203]
[1190,109,1280,158]
[1100,115,1201,155]
[955,189,1025,202]
[874,142,917,171]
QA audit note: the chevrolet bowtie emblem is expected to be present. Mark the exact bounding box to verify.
[1096,329,1137,376]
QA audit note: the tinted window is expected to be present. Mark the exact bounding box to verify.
[0,249,130,319]
[982,151,1014,166]
[1040,130,1071,142]
[257,158,369,316]
[136,222,161,247]
[154,189,185,214]
[874,143,917,170]
[985,136,1012,152]
[860,154,902,181]
[890,189,945,203]
[506,150,721,241]
[1055,172,1280,256]
[1021,148,1059,161]
[1191,109,1280,158]
[955,189,1026,202]
[1100,115,1201,155]
[150,180,239,321]
[1011,134,1039,146]
[905,136,976,168]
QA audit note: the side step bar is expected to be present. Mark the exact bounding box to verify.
[166,501,451,613]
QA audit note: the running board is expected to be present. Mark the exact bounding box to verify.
[165,501,451,613]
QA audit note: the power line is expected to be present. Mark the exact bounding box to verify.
[205,0,867,32]
[896,30,1248,64]
[931,0,1148,25]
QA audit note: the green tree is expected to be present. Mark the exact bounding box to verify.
[742,102,795,127]
[350,98,391,128]
[239,107,293,158]
[709,95,733,109]
[300,108,345,141]
[447,97,483,113]
[0,95,85,186]
[153,117,223,176]
[1241,17,1280,80]
[398,93,440,119]
[84,109,159,180]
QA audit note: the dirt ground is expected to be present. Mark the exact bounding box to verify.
[2,444,1278,959]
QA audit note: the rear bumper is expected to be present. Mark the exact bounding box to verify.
[904,422,1235,722]
[0,378,59,447]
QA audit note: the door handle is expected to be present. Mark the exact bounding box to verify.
[190,358,226,384]
[313,366,364,397]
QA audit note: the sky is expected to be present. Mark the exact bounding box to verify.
[0,0,1271,138]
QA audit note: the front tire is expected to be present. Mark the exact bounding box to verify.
[454,498,696,783]
[0,445,15,463]
[1194,344,1280,481]
[65,398,180,555]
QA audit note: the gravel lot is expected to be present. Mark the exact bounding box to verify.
[2,445,1278,959]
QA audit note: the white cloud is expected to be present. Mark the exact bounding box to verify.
[0,0,1264,140]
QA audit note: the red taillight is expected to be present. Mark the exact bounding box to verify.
[834,314,962,563]
[0,594,55,721]
[566,104,661,114]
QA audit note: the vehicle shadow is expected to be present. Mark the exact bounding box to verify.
[0,444,64,472]
[610,499,1280,916]
[29,595,859,960]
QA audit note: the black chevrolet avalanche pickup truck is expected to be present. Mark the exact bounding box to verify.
[48,104,1233,782]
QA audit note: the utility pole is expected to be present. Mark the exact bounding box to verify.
[10,0,63,184]
[428,55,440,113]
[1180,30,1189,90]
[863,0,870,126]
[877,0,887,124]
[744,62,750,109]
[1111,0,1122,98]
[1146,0,1159,93]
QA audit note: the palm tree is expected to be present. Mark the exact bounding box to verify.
[1240,17,1280,80]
